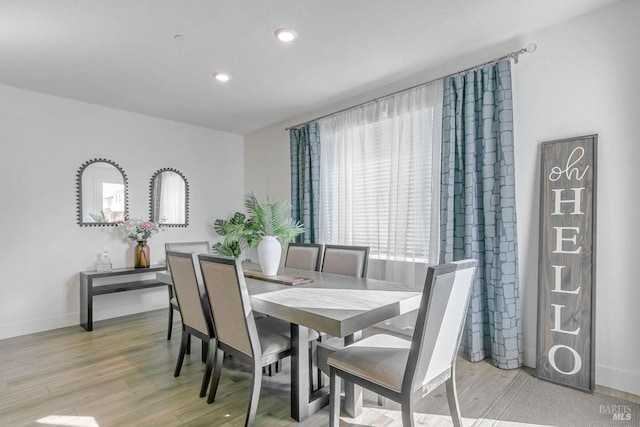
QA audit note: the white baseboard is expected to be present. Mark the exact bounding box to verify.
[0,299,167,341]
[0,312,80,341]
[523,345,536,368]
[596,364,640,397]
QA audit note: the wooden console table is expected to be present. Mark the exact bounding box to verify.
[80,265,169,331]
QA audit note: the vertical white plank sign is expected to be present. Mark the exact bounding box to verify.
[537,134,597,392]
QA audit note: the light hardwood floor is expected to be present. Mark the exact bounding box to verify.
[0,309,627,426]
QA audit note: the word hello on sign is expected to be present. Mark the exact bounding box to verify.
[536,135,597,392]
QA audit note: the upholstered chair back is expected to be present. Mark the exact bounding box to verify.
[284,243,323,271]
[166,252,211,336]
[165,241,211,256]
[165,241,211,284]
[198,255,259,359]
[405,260,477,393]
[321,245,370,278]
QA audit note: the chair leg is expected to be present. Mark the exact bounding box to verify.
[199,341,214,397]
[262,362,279,377]
[186,334,191,354]
[263,364,272,376]
[245,362,262,427]
[329,367,341,427]
[167,306,174,340]
[445,372,462,427]
[201,340,208,363]
[401,400,415,427]
[309,343,316,392]
[310,339,325,392]
[316,334,325,389]
[174,330,188,377]
[207,348,224,404]
[317,369,326,391]
[377,395,386,406]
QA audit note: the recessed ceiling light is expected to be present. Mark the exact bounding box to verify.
[274,27,297,43]
[213,72,230,82]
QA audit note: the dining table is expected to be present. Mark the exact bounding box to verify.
[157,263,423,422]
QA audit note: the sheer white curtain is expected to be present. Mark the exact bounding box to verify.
[318,82,443,292]
[159,172,185,224]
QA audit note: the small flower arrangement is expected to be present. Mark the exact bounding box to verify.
[119,218,159,242]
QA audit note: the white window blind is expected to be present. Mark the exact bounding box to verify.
[318,82,443,276]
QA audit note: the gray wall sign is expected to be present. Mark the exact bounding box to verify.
[537,134,597,392]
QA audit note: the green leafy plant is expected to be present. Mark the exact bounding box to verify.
[212,193,304,258]
[212,212,259,257]
[244,193,304,242]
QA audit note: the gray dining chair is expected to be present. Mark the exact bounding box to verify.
[166,251,216,399]
[321,244,370,278]
[283,242,324,387]
[284,243,323,271]
[328,259,478,427]
[313,244,370,390]
[164,241,211,341]
[198,254,318,426]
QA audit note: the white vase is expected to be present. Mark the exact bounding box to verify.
[257,236,281,276]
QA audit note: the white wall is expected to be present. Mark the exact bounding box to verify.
[0,84,244,340]
[245,124,291,204]
[512,0,640,396]
[244,0,640,396]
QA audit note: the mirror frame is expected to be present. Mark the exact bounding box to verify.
[149,167,189,227]
[76,158,129,227]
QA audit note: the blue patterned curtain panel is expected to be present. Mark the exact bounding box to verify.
[290,122,320,244]
[440,59,522,369]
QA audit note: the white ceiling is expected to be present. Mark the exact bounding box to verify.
[0,0,621,135]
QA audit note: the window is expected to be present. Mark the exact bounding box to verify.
[318,83,442,264]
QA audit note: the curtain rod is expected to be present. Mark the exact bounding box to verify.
[285,43,537,131]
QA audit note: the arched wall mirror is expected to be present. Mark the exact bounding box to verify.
[77,158,129,226]
[149,168,189,227]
